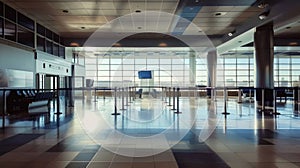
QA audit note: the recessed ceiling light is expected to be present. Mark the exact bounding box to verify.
[228,30,236,36]
[258,3,269,9]
[62,9,69,13]
[289,42,298,46]
[258,11,270,20]
[135,10,141,13]
[214,12,226,17]
[113,43,122,47]
[70,42,79,47]
[159,42,168,47]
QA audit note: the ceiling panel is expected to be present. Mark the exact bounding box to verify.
[49,2,84,10]
[2,0,300,47]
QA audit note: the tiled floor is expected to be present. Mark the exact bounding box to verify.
[1,94,300,168]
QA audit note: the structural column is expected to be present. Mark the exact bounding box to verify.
[207,50,217,98]
[189,51,196,86]
[254,22,274,107]
[207,50,217,87]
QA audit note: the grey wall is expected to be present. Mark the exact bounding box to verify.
[0,43,35,72]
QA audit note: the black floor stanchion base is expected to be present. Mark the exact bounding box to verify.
[222,112,230,115]
[111,113,121,115]
[54,112,63,115]
[174,111,182,114]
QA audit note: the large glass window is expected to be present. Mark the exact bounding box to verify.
[219,48,253,87]
[82,47,193,87]
[4,19,16,41]
[37,23,45,36]
[275,50,300,87]
[17,12,34,31]
[17,25,34,47]
[0,2,3,17]
[5,5,16,22]
[0,17,3,37]
[37,36,45,51]
[53,43,59,56]
[45,39,53,54]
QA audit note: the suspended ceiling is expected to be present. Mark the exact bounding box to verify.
[3,0,300,47]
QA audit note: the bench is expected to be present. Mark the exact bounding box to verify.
[5,90,55,125]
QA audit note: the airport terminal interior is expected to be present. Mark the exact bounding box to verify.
[1,0,300,167]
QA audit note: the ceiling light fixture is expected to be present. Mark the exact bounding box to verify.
[228,30,236,37]
[159,42,168,47]
[70,42,79,47]
[258,2,269,9]
[258,10,270,20]
[289,42,298,46]
[113,43,122,47]
[214,12,227,17]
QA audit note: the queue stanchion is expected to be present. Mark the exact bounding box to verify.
[161,87,165,101]
[298,87,300,113]
[133,87,136,101]
[164,87,168,103]
[171,87,176,110]
[222,87,230,115]
[262,88,265,112]
[213,88,216,101]
[125,87,129,106]
[2,89,6,129]
[103,89,105,100]
[129,87,132,103]
[249,88,253,102]
[238,88,242,103]
[94,88,97,102]
[295,87,300,113]
[112,87,120,115]
[120,87,126,110]
[54,88,62,128]
[168,87,172,106]
[174,87,182,114]
[273,89,280,115]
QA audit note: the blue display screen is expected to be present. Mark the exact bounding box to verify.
[138,71,152,79]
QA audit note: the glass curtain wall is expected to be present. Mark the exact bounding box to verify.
[219,47,254,87]
[274,47,300,87]
[219,46,300,87]
[196,56,207,86]
[84,47,195,88]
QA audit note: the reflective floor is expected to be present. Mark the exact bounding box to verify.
[0,94,300,168]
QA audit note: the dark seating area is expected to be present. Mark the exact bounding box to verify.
[239,87,255,98]
[5,89,55,117]
[136,89,143,98]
